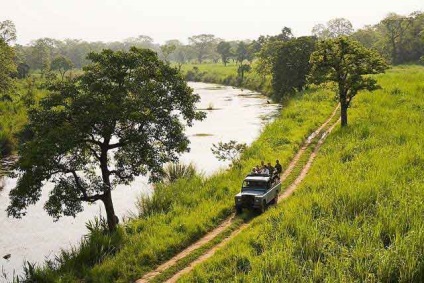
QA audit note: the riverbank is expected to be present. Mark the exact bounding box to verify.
[180,63,273,97]
[23,82,336,281]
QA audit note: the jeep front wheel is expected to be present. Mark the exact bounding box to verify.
[260,201,267,213]
[236,205,243,214]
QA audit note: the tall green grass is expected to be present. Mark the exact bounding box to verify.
[26,82,336,282]
[180,65,424,282]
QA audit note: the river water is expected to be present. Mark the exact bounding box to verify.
[0,82,279,280]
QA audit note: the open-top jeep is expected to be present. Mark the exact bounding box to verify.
[235,174,281,213]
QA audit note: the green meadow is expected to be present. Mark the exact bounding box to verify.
[180,66,424,282]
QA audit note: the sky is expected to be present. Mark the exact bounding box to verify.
[1,0,423,45]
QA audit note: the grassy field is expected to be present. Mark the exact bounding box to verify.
[26,82,336,282]
[180,62,274,97]
[180,66,424,282]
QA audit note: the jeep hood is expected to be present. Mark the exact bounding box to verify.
[235,190,265,197]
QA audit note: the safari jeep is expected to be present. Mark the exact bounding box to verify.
[235,174,281,213]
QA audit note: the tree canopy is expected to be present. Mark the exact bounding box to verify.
[7,47,205,231]
[309,37,388,126]
[188,34,218,63]
[0,38,16,99]
[0,20,17,43]
[216,41,232,66]
[51,55,73,80]
[271,36,317,101]
[312,18,354,39]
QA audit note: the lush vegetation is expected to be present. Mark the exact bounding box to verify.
[2,11,423,157]
[180,66,424,282]
[0,77,47,158]
[181,62,273,96]
[8,47,205,232]
[24,82,336,282]
[310,36,389,126]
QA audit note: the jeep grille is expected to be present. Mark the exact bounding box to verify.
[241,195,255,206]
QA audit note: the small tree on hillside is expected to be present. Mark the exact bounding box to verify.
[309,37,388,127]
[7,47,205,232]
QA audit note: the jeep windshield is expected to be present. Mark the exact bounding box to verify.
[242,180,267,191]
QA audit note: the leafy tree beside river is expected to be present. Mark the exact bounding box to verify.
[7,47,205,231]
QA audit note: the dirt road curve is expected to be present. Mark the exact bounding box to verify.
[136,105,340,283]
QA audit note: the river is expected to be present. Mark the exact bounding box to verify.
[0,82,279,280]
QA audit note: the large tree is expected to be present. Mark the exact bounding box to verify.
[271,36,317,101]
[216,41,232,66]
[309,37,388,127]
[188,34,217,63]
[7,47,205,231]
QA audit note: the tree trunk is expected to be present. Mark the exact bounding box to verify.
[339,87,348,127]
[340,102,348,127]
[102,190,118,232]
[99,143,117,232]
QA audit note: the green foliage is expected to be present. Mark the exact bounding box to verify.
[237,63,251,83]
[254,28,294,79]
[0,20,17,43]
[7,47,205,231]
[24,79,336,282]
[188,34,218,63]
[211,140,247,166]
[271,36,317,101]
[182,66,424,283]
[160,43,177,63]
[235,42,251,64]
[0,77,47,158]
[352,11,424,64]
[0,38,16,97]
[50,55,73,80]
[181,63,273,95]
[216,41,232,66]
[312,18,354,39]
[310,36,388,126]
[161,162,198,184]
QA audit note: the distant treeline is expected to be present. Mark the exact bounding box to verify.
[4,11,423,78]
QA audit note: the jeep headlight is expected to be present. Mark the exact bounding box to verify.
[236,197,241,202]
[255,198,260,202]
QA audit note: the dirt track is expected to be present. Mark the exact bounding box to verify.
[136,105,340,283]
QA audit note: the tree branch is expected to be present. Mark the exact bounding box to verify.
[69,170,89,199]
[108,142,125,149]
[80,194,103,203]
